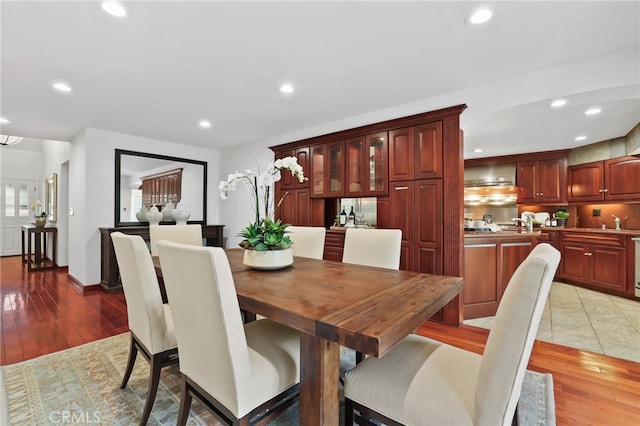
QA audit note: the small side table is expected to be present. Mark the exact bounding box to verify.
[21,224,58,271]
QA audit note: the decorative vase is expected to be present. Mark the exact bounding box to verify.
[145,205,163,226]
[135,206,148,222]
[34,216,47,227]
[242,248,293,270]
[162,202,175,222]
[171,201,191,225]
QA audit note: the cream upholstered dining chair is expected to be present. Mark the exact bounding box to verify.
[342,228,402,270]
[149,224,202,256]
[156,241,301,426]
[110,232,179,426]
[344,243,561,426]
[287,225,326,259]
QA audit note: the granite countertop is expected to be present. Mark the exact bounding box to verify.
[536,227,640,237]
[464,230,541,239]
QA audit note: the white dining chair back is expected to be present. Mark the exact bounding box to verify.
[344,243,561,426]
[342,228,402,270]
[156,241,301,424]
[110,232,178,425]
[287,226,326,259]
[149,224,202,256]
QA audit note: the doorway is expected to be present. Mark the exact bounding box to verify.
[1,179,36,256]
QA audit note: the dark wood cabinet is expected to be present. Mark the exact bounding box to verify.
[415,179,443,275]
[271,105,467,326]
[345,132,388,197]
[388,122,443,182]
[463,235,535,319]
[277,147,310,190]
[568,156,640,202]
[559,232,626,294]
[310,140,344,198]
[323,230,345,262]
[517,158,567,204]
[141,168,182,209]
[389,181,415,271]
[279,188,311,226]
[99,225,224,294]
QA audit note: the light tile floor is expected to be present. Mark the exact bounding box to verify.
[464,282,640,363]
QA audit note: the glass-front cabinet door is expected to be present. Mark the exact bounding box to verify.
[346,132,388,196]
[310,140,344,198]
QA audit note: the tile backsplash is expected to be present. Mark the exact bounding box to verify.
[519,204,640,230]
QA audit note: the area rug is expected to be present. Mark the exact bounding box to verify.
[1,333,555,425]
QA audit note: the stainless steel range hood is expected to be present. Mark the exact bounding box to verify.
[464,164,517,206]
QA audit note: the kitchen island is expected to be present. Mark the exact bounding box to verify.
[464,230,540,319]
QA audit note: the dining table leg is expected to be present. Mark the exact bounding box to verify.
[300,333,340,426]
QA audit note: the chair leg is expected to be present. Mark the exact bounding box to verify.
[177,375,193,426]
[345,397,355,425]
[120,335,138,389]
[139,353,163,426]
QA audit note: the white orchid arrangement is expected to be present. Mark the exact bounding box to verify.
[218,156,306,250]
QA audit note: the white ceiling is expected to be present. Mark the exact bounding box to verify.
[1,1,639,159]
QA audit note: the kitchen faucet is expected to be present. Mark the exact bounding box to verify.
[511,214,534,232]
[612,215,622,230]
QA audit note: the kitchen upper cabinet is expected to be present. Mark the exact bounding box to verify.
[568,156,640,202]
[346,132,388,196]
[277,147,310,190]
[388,121,443,181]
[310,140,344,198]
[516,158,567,204]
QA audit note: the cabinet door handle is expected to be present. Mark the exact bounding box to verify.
[394,186,409,190]
[584,252,593,256]
[603,189,608,193]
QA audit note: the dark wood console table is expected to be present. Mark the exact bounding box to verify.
[99,224,224,294]
[21,224,58,271]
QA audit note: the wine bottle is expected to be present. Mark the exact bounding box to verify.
[339,206,347,226]
[348,206,356,225]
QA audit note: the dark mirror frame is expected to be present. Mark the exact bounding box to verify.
[114,149,208,227]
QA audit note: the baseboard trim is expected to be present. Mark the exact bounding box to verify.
[68,274,100,295]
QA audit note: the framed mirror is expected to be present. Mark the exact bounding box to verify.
[45,173,57,223]
[114,149,207,227]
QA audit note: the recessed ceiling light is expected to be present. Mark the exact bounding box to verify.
[0,117,9,124]
[473,148,483,153]
[466,8,493,25]
[585,107,601,115]
[550,99,567,108]
[574,136,587,141]
[280,84,294,94]
[199,120,211,128]
[101,1,127,18]
[52,82,72,92]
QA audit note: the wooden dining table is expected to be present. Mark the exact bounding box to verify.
[154,248,464,426]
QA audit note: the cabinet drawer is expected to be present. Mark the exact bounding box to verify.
[561,232,625,248]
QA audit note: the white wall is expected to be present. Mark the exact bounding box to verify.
[68,127,221,286]
[219,141,275,248]
[41,140,71,266]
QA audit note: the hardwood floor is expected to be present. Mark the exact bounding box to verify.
[2,255,639,425]
[1,256,128,365]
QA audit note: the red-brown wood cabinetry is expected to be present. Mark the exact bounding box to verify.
[345,132,388,196]
[559,232,626,294]
[389,122,443,182]
[568,156,640,202]
[517,158,567,204]
[278,188,311,226]
[310,140,344,198]
[277,147,310,190]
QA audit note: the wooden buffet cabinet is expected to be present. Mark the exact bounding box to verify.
[99,225,224,294]
[271,105,467,326]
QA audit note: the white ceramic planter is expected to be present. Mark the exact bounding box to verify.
[242,248,293,270]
